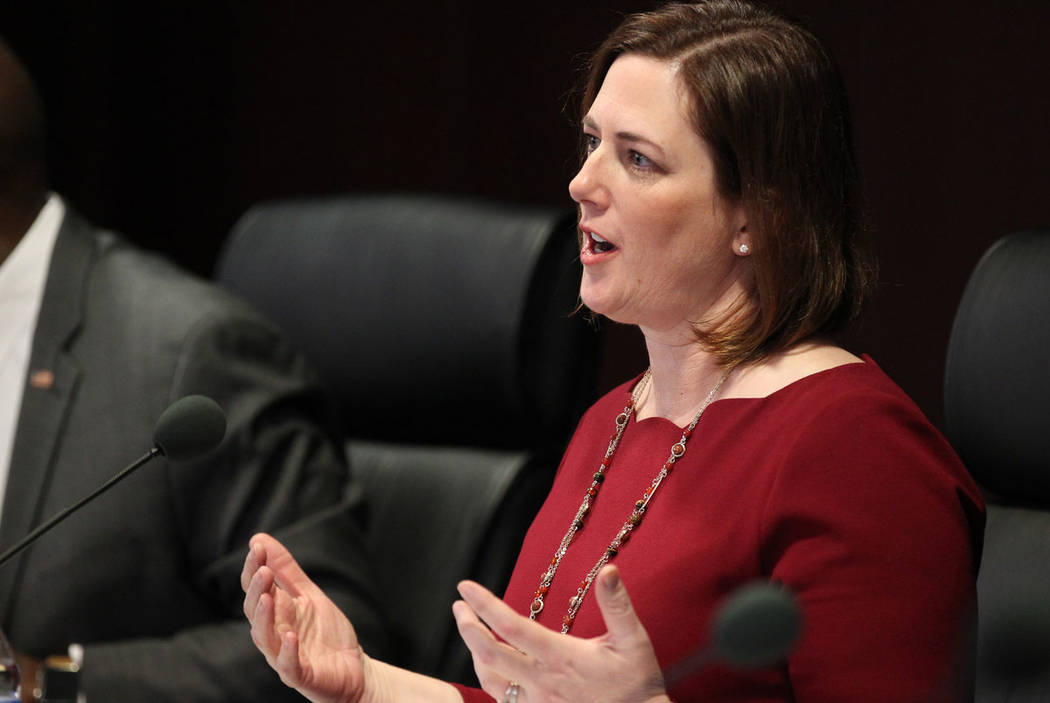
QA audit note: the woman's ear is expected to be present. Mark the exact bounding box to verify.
[732,223,751,256]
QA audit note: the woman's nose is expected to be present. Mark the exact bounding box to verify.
[568,151,607,209]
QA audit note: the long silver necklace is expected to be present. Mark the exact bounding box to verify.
[528,366,732,633]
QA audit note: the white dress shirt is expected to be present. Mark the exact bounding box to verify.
[0,194,64,519]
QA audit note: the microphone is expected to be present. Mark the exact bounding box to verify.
[152,395,227,461]
[663,581,802,686]
[0,395,226,568]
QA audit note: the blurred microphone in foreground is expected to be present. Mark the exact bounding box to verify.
[663,582,803,687]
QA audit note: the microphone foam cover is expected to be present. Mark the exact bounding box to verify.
[153,395,227,462]
[713,581,802,669]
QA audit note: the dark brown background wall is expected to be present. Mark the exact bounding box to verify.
[3,1,1048,428]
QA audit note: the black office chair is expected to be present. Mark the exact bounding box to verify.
[214,194,596,685]
[944,229,1050,701]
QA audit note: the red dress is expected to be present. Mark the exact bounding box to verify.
[455,358,984,702]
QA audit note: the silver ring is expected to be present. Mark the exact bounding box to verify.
[501,681,520,703]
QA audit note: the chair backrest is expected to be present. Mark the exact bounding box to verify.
[944,229,1050,700]
[215,194,595,684]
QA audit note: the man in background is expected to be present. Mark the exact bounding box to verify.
[0,37,384,702]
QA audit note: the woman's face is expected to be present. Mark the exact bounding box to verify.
[569,54,749,335]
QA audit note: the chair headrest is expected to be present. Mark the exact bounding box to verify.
[216,195,595,449]
[945,229,1050,500]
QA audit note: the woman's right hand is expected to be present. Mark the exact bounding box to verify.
[241,532,369,703]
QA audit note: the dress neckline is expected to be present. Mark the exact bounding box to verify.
[630,356,874,431]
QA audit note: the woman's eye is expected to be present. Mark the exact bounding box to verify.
[629,150,654,169]
[583,134,600,153]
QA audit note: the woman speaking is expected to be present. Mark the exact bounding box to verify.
[241,2,983,701]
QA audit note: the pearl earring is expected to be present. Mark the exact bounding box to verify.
[739,244,750,255]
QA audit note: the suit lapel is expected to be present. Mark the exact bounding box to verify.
[0,210,96,617]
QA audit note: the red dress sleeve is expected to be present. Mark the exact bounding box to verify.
[759,380,983,702]
[450,683,492,702]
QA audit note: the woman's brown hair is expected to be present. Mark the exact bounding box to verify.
[580,0,876,367]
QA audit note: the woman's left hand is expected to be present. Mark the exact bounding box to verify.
[452,565,671,703]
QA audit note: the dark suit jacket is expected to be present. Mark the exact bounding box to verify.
[0,209,385,701]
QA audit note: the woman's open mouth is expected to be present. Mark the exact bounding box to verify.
[580,225,619,266]
[590,231,616,254]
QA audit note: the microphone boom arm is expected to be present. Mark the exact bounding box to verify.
[0,448,161,568]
